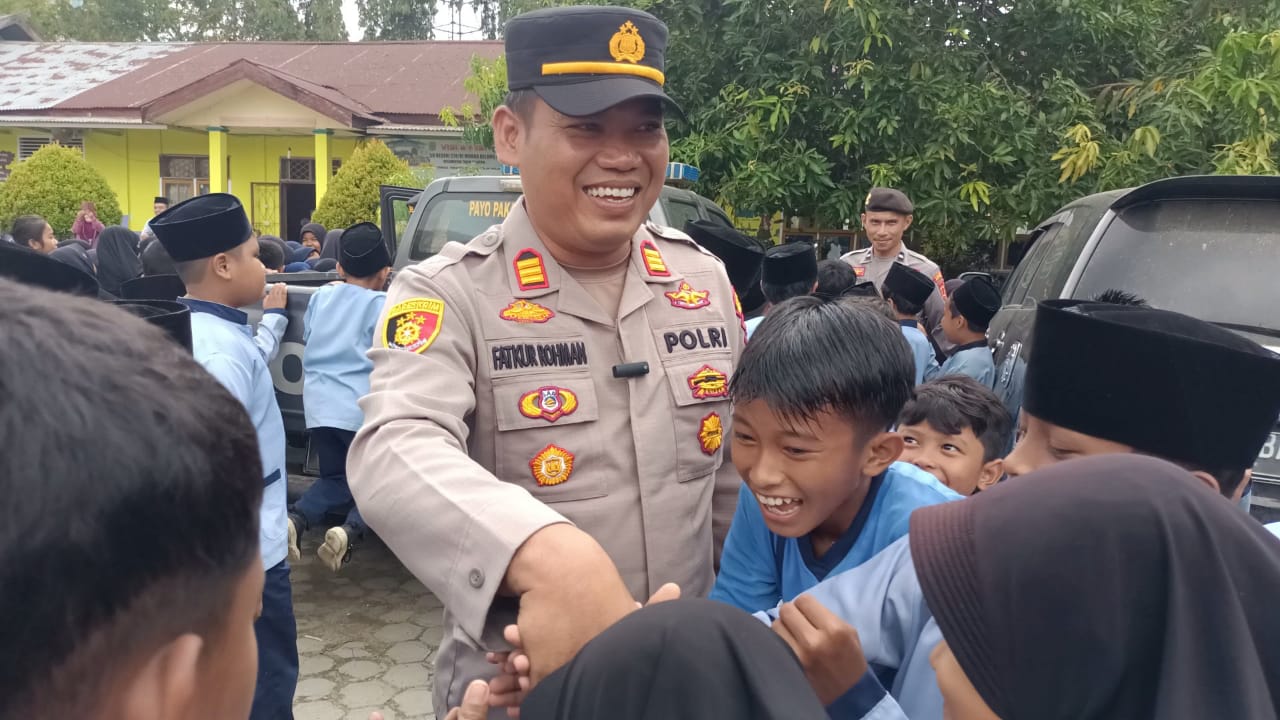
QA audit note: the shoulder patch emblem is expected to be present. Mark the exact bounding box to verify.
[639,239,670,277]
[698,412,724,455]
[687,365,728,400]
[513,248,550,291]
[664,280,710,310]
[932,271,947,300]
[383,298,445,354]
[499,299,555,324]
[853,265,866,277]
[732,289,747,342]
[531,444,575,486]
[519,386,579,423]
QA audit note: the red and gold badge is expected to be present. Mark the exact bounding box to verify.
[519,386,579,423]
[933,271,948,300]
[383,298,445,354]
[732,289,746,341]
[513,248,550,291]
[664,281,711,310]
[853,265,866,278]
[530,444,575,486]
[698,413,723,455]
[639,239,669,277]
[687,365,728,400]
[499,299,555,324]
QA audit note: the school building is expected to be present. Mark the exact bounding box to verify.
[0,30,503,237]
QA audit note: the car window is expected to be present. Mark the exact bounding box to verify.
[1023,215,1089,302]
[1003,223,1062,306]
[409,192,520,261]
[661,197,701,231]
[700,199,735,229]
[1073,198,1280,337]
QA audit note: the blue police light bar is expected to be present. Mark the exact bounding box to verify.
[498,163,699,183]
[500,164,520,176]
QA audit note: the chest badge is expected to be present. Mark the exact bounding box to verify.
[383,298,445,354]
[499,299,555,324]
[531,444,575,486]
[698,412,724,455]
[665,281,711,310]
[519,386,579,423]
[639,239,670,277]
[514,248,550,291]
[853,265,866,277]
[687,365,728,400]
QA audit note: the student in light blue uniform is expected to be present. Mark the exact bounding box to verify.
[880,261,939,385]
[937,276,999,387]
[710,295,959,616]
[744,241,817,340]
[288,222,392,573]
[152,194,297,720]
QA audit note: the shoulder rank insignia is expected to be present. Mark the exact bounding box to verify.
[609,20,646,64]
[687,365,728,400]
[519,386,579,423]
[513,248,550,291]
[383,298,445,354]
[698,412,724,455]
[531,444,575,486]
[639,239,670,277]
[499,299,555,324]
[664,281,710,310]
[932,271,948,300]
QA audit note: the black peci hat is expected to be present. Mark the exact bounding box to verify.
[883,262,934,308]
[0,241,98,296]
[762,242,817,287]
[111,299,192,352]
[864,188,914,215]
[119,274,186,301]
[153,196,170,205]
[339,222,392,278]
[952,276,1001,329]
[1025,300,1280,470]
[505,6,678,117]
[684,220,766,314]
[150,193,254,263]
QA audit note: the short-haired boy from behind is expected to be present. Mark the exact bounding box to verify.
[745,242,818,340]
[938,275,1000,387]
[710,295,960,615]
[881,262,940,386]
[897,375,1012,496]
[150,194,298,720]
[0,278,265,720]
[289,222,393,573]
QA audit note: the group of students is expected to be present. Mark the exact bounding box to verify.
[255,222,351,275]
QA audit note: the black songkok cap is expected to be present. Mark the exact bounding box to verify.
[111,299,192,352]
[684,219,765,314]
[0,241,98,296]
[1025,300,1280,470]
[150,193,254,263]
[339,222,392,278]
[952,276,1001,329]
[883,262,934,308]
[762,242,817,286]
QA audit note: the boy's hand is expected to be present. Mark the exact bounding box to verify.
[441,680,490,720]
[263,283,287,310]
[773,594,868,705]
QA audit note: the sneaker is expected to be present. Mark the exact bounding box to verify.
[286,512,306,563]
[319,525,356,573]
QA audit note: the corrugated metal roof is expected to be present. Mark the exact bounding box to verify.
[0,43,189,112]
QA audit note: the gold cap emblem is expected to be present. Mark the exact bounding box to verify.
[609,20,646,64]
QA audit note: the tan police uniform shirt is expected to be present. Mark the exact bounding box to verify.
[348,200,745,716]
[842,244,952,353]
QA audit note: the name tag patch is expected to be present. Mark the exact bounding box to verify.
[663,326,728,354]
[492,340,588,371]
[383,298,445,354]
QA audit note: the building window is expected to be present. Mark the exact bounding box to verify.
[19,136,84,159]
[279,158,341,183]
[160,155,211,204]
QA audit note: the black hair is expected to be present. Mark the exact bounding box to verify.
[731,295,914,431]
[883,286,925,317]
[762,278,814,306]
[899,376,1013,463]
[258,236,285,271]
[504,88,539,122]
[1092,288,1149,307]
[11,214,47,248]
[1142,456,1249,499]
[843,295,898,322]
[814,259,859,300]
[140,236,177,276]
[949,297,990,332]
[0,279,263,719]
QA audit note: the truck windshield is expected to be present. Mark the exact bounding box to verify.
[1073,198,1280,339]
[409,192,520,261]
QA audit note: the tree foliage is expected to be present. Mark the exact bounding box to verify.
[357,0,436,39]
[300,0,347,40]
[439,55,509,148]
[0,144,121,239]
[311,140,420,229]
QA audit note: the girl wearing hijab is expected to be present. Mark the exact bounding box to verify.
[319,228,343,261]
[94,226,143,297]
[49,242,96,277]
[299,222,326,252]
[72,201,106,247]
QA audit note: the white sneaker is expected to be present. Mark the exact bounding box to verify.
[318,525,351,573]
[286,515,302,563]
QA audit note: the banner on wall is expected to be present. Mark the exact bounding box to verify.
[381,136,501,177]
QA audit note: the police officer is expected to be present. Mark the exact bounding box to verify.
[347,7,744,717]
[841,188,951,353]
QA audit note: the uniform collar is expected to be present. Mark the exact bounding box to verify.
[864,244,906,262]
[953,339,990,353]
[898,318,919,328]
[178,297,248,326]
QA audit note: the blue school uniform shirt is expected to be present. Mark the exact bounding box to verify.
[744,315,765,340]
[899,320,939,386]
[709,461,960,615]
[180,298,290,570]
[939,339,995,388]
[302,282,387,432]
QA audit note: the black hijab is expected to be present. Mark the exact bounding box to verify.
[320,228,343,261]
[521,599,828,720]
[910,454,1280,720]
[49,243,95,277]
[95,226,142,296]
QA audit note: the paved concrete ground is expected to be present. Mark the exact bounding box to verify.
[290,525,444,720]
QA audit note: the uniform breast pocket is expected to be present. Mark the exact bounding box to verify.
[492,374,608,503]
[661,355,733,483]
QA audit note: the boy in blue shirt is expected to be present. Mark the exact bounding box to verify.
[938,275,1000,387]
[896,375,1011,496]
[744,242,818,340]
[288,222,391,573]
[152,194,297,720]
[880,262,939,385]
[710,295,959,614]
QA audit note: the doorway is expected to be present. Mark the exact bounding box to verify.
[280,182,315,244]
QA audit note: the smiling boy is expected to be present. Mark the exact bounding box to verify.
[709,296,959,613]
[897,376,1012,495]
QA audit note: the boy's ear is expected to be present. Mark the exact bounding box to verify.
[860,430,904,478]
[210,252,233,281]
[977,458,1004,491]
[117,634,203,720]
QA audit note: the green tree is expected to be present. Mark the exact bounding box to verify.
[0,0,179,40]
[439,55,509,149]
[357,0,437,39]
[0,144,122,239]
[311,140,421,229]
[300,0,347,40]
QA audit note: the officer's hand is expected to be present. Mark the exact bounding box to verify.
[263,283,287,310]
[773,594,868,706]
[442,680,490,720]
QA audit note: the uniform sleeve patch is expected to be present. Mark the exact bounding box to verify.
[933,271,947,300]
[383,298,445,354]
[699,412,724,455]
[531,444,575,486]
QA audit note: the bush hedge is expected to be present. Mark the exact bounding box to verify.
[311,140,420,230]
[0,144,122,239]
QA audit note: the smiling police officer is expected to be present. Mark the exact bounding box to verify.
[347,6,745,718]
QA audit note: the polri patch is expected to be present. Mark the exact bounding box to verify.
[665,281,711,310]
[663,326,729,354]
[698,412,723,455]
[687,365,728,400]
[492,340,588,371]
[639,239,670,277]
[383,298,445,354]
[514,248,550,291]
[531,444,575,486]
[519,386,579,423]
[500,299,555,324]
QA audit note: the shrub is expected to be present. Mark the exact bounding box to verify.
[311,140,421,229]
[0,144,122,239]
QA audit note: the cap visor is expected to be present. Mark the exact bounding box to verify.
[534,78,684,118]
